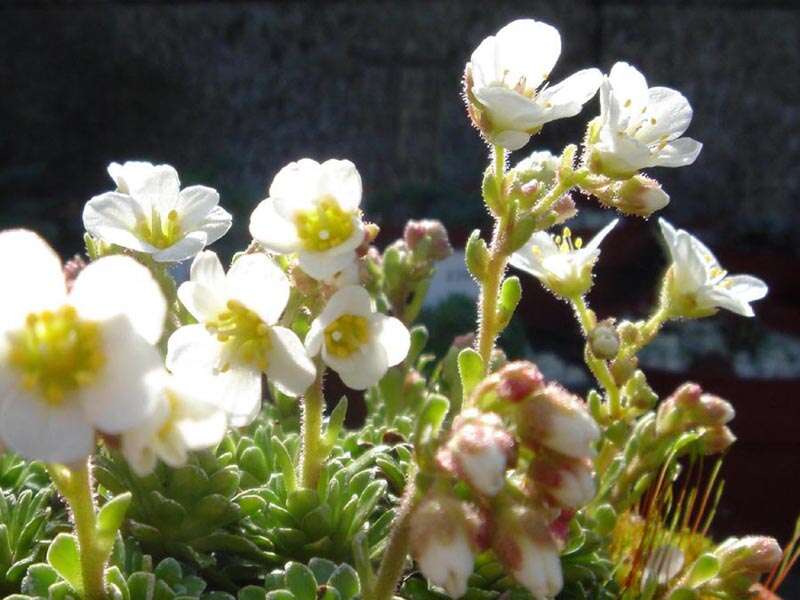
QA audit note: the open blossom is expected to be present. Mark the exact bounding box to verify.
[305,285,410,390]
[465,19,602,151]
[510,220,618,299]
[590,62,702,176]
[0,230,166,463]
[167,251,315,426]
[250,159,365,280]
[121,372,227,476]
[659,219,768,318]
[83,161,232,262]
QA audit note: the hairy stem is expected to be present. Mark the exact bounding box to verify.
[48,460,107,600]
[300,367,326,489]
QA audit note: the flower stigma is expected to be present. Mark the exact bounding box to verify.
[206,300,272,372]
[6,306,105,405]
[294,196,355,252]
[134,207,183,249]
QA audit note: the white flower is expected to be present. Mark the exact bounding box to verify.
[659,219,768,318]
[466,19,602,151]
[250,159,365,280]
[305,286,410,390]
[84,161,232,262]
[167,251,316,426]
[121,371,227,476]
[513,538,564,600]
[0,230,166,464]
[590,62,702,176]
[510,219,618,298]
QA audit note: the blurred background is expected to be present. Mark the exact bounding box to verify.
[1,0,798,576]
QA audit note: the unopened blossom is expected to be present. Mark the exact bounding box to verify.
[0,230,166,463]
[121,372,227,476]
[305,285,410,390]
[659,219,768,318]
[84,161,231,262]
[465,19,602,151]
[588,319,620,360]
[642,545,684,588]
[593,174,670,217]
[528,453,595,510]
[437,409,516,496]
[656,382,735,436]
[404,219,453,262]
[714,536,783,579]
[167,251,315,426]
[250,159,365,280]
[516,383,600,459]
[410,494,480,598]
[589,62,702,177]
[510,219,618,299]
[696,425,736,455]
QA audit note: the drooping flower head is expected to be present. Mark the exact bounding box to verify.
[305,286,410,390]
[0,230,166,463]
[589,62,702,177]
[659,219,768,318]
[250,159,366,280]
[167,251,315,426]
[510,219,618,299]
[465,19,602,151]
[83,161,232,262]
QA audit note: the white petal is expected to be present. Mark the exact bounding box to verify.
[70,255,166,345]
[325,342,389,391]
[320,159,362,211]
[491,130,533,152]
[79,316,164,433]
[82,192,154,252]
[107,161,156,195]
[0,389,94,464]
[249,198,301,253]
[197,205,233,247]
[318,285,374,325]
[151,231,208,263]
[372,315,410,367]
[535,68,602,122]
[269,158,324,217]
[722,275,768,303]
[637,87,693,143]
[177,251,228,322]
[0,229,67,331]
[653,137,703,168]
[133,164,181,211]
[584,218,619,253]
[266,326,316,396]
[191,250,227,289]
[608,62,649,122]
[495,19,561,90]
[166,324,222,374]
[702,287,753,317]
[297,247,359,280]
[658,218,679,256]
[177,185,220,229]
[472,86,544,130]
[214,367,262,427]
[227,254,290,325]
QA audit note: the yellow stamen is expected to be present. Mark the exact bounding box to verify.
[294,196,356,252]
[205,300,272,372]
[134,207,183,249]
[324,314,369,358]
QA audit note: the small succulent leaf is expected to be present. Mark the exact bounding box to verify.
[96,493,132,554]
[457,349,483,399]
[285,562,317,600]
[46,533,83,595]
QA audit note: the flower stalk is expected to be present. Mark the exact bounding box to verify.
[300,365,326,489]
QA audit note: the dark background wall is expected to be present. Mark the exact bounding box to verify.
[1,0,798,573]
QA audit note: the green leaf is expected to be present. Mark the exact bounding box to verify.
[286,489,320,521]
[96,493,131,553]
[465,230,489,281]
[239,586,268,600]
[46,533,83,595]
[686,553,720,588]
[266,591,295,600]
[325,397,349,448]
[328,564,360,600]
[508,213,538,252]
[496,276,521,331]
[414,394,450,447]
[666,588,698,600]
[20,562,59,596]
[239,447,269,482]
[407,325,429,366]
[285,562,317,600]
[272,436,297,493]
[593,504,617,536]
[308,557,337,583]
[457,348,484,399]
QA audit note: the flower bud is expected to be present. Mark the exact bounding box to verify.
[588,319,620,360]
[404,219,453,262]
[516,384,600,459]
[410,494,479,598]
[696,425,736,455]
[63,254,87,292]
[528,453,595,510]
[613,175,670,217]
[493,507,563,599]
[715,536,782,580]
[437,409,517,496]
[496,361,546,403]
[657,383,735,436]
[551,194,578,225]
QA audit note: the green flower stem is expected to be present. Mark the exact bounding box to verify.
[571,296,622,418]
[532,167,586,218]
[370,471,419,600]
[620,305,670,362]
[476,146,512,371]
[47,460,107,600]
[299,364,326,489]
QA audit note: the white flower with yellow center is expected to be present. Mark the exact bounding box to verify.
[0,230,166,464]
[249,159,365,280]
[590,62,702,177]
[659,219,767,318]
[466,19,602,151]
[83,161,232,262]
[510,219,618,299]
[121,372,228,476]
[305,286,410,390]
[167,251,315,426]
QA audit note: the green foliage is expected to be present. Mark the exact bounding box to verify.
[0,454,50,493]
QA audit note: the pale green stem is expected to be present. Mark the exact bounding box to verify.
[572,296,622,418]
[299,366,326,489]
[48,460,107,600]
[621,306,670,362]
[532,167,587,217]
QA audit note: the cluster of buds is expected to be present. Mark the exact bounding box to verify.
[416,362,599,598]
[656,382,736,454]
[507,151,577,224]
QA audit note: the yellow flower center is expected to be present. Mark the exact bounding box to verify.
[324,314,369,358]
[134,207,183,249]
[294,196,356,252]
[553,227,583,253]
[205,300,272,371]
[6,306,105,406]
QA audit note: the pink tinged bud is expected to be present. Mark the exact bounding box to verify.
[551,194,578,225]
[512,538,564,600]
[530,455,596,511]
[496,361,546,403]
[404,219,453,262]
[410,495,477,598]
[63,254,87,292]
[716,536,783,577]
[697,425,736,455]
[518,384,600,460]
[548,510,574,548]
[696,394,735,426]
[614,175,670,217]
